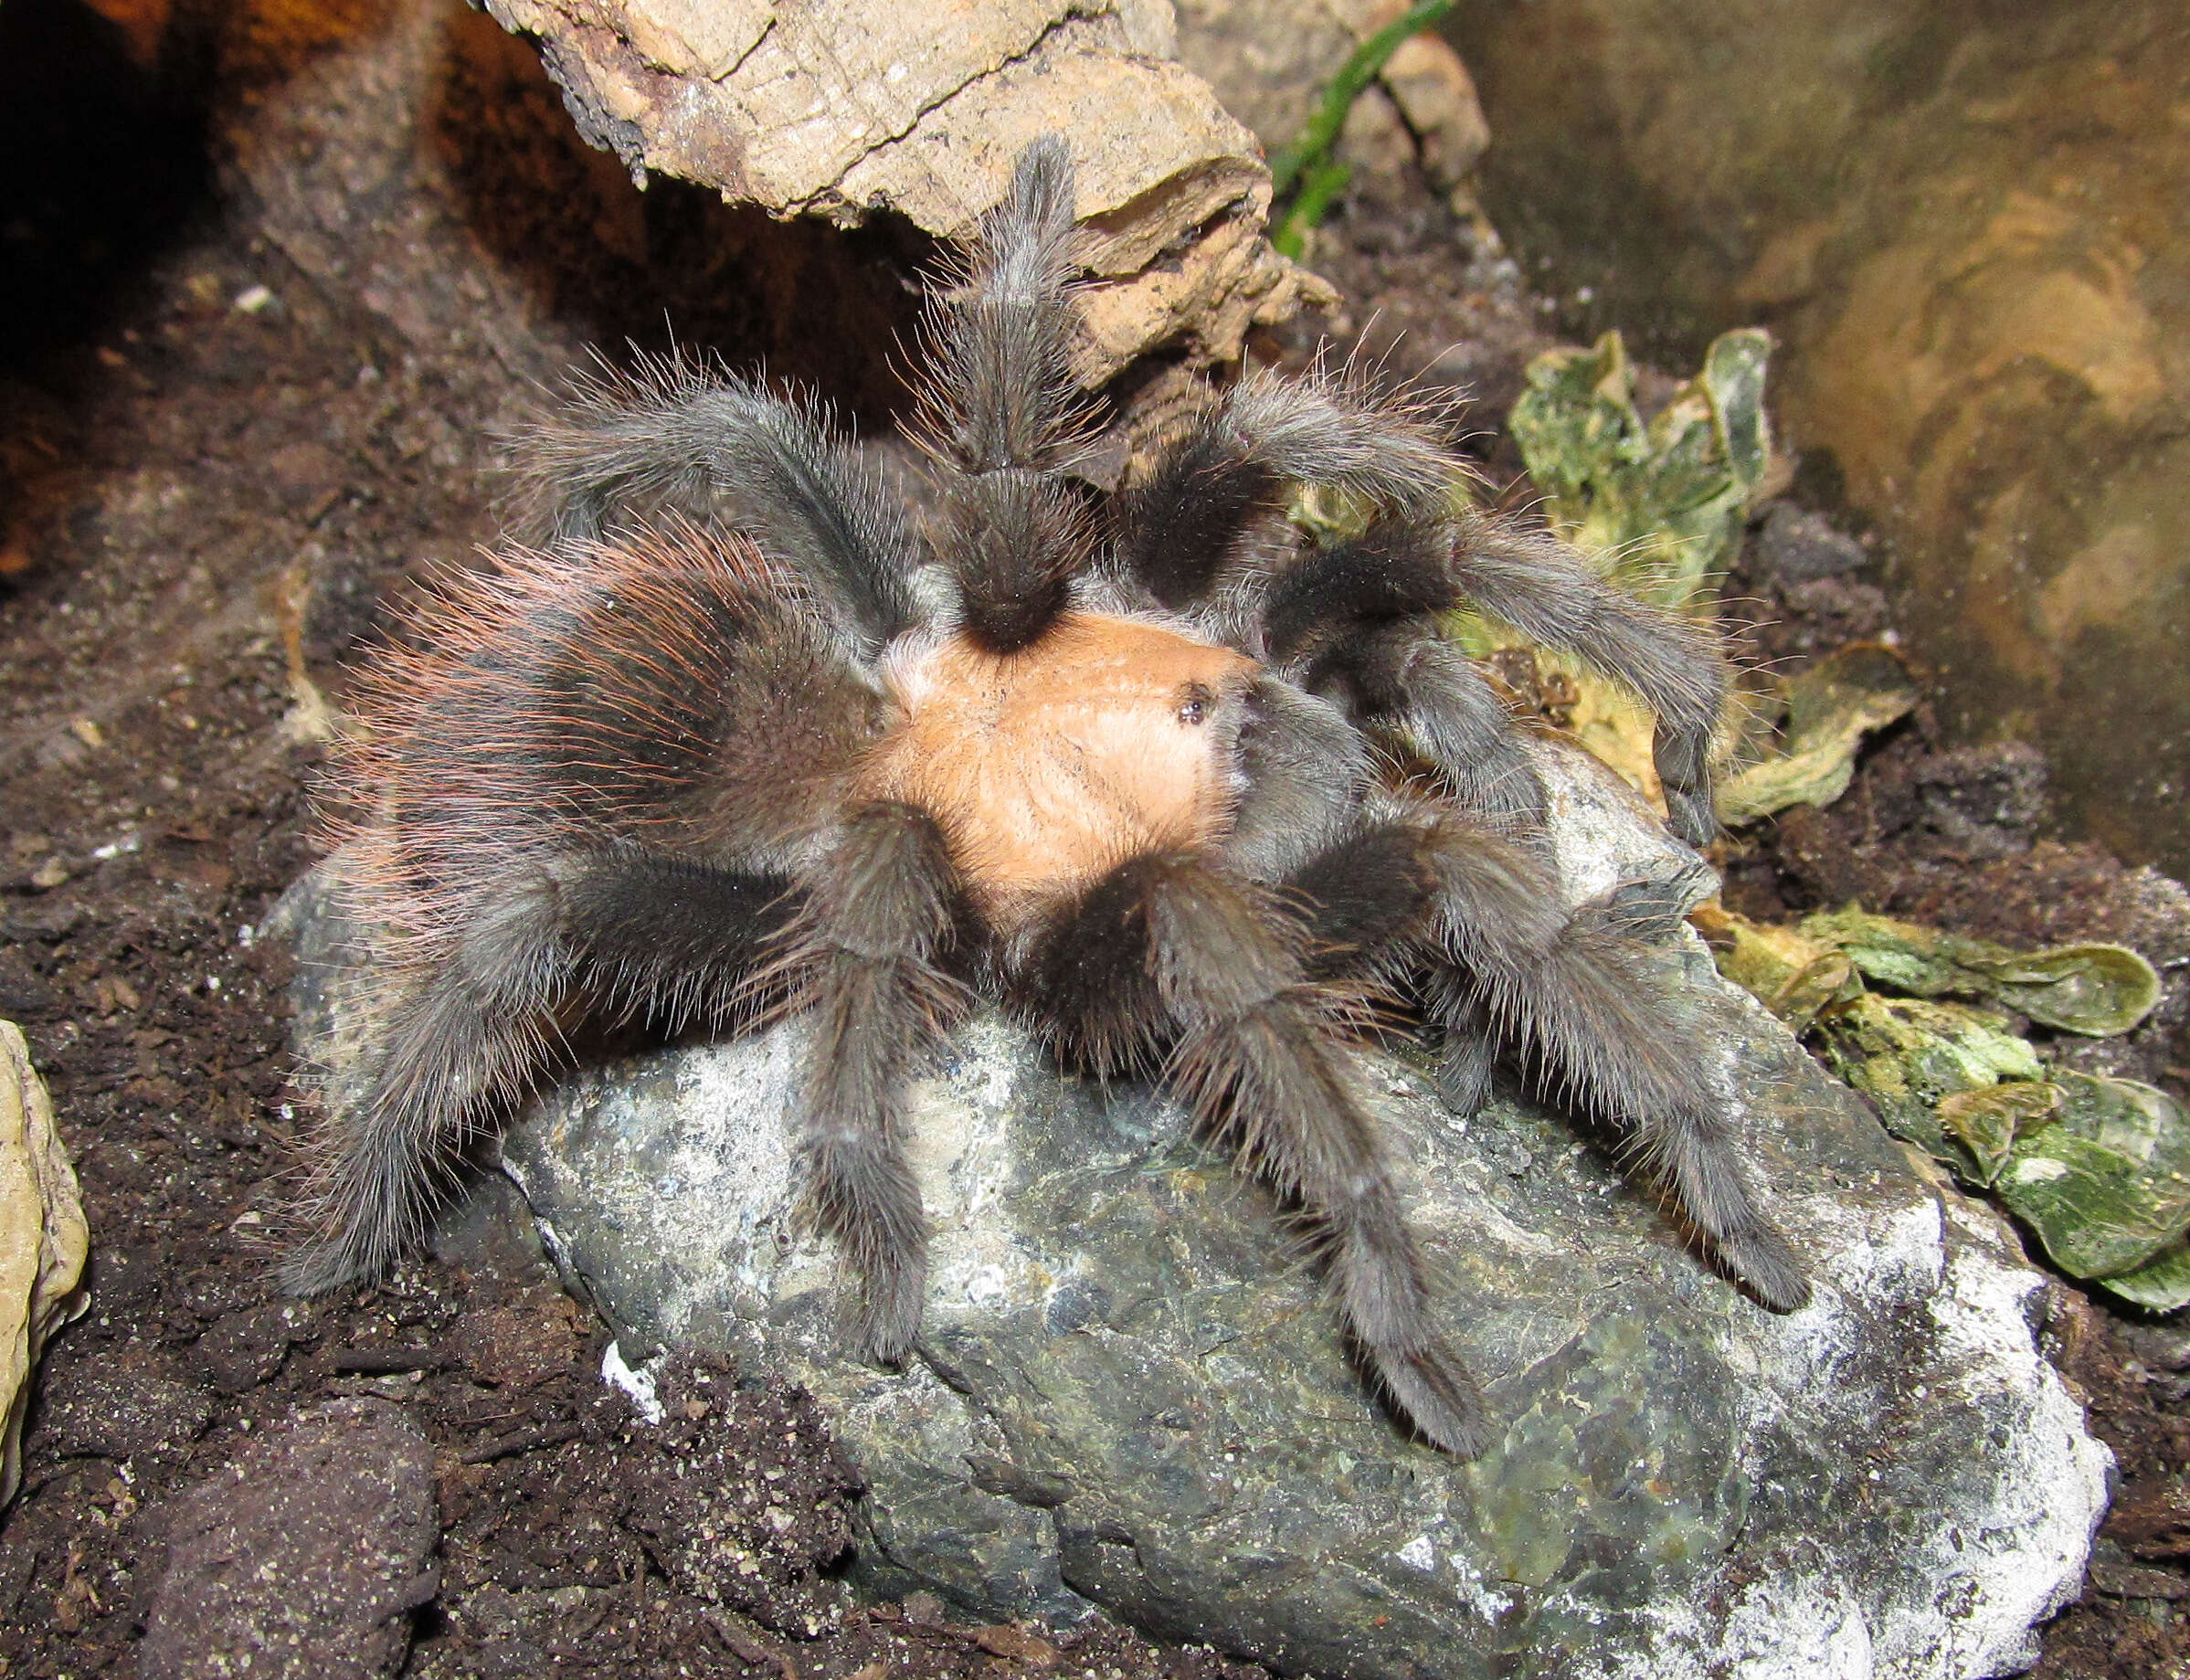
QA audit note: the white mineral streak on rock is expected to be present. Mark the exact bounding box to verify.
[600,1339,667,1424]
[539,1021,809,1345]
[1582,1191,2110,1678]
[1615,1565,1878,1680]
[1908,1199,2111,1676]
[1395,1534,1437,1572]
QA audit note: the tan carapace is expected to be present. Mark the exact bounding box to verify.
[863,612,1257,917]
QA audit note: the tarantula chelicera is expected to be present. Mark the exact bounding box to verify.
[289,138,1808,1456]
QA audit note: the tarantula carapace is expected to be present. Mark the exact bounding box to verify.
[289,138,1808,1456]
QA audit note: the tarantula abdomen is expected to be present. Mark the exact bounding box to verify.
[285,136,1806,1457]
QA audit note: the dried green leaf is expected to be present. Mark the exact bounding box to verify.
[1508,328,1773,611]
[1768,954,1861,1037]
[1986,946,2163,1037]
[1700,329,1773,491]
[1996,1136,2185,1277]
[1717,644,1917,823]
[1694,904,1858,1033]
[1993,1073,2190,1285]
[1286,481,1377,545]
[1800,905,1967,995]
[1486,330,1777,819]
[1798,907,2160,1036]
[1937,1082,2059,1189]
[2098,1241,2190,1313]
[1722,898,2175,1293]
[1814,994,2041,1179]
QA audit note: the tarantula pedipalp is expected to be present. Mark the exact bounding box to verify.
[289,137,1808,1457]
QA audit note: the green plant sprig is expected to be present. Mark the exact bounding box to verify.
[1268,0,1457,259]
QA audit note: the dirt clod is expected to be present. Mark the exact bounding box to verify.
[139,1399,439,1680]
[1755,502,1868,584]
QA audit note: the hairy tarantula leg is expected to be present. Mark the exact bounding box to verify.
[557,850,803,1030]
[917,137,1097,652]
[1355,631,1552,851]
[519,366,924,656]
[1261,516,1725,852]
[1030,853,1489,1458]
[924,136,1082,476]
[1116,365,1457,611]
[281,874,572,1294]
[1288,820,1811,1313]
[774,803,969,1364]
[1267,602,1551,855]
[1276,825,1498,1116]
[1493,900,1809,1310]
[1444,509,1730,846]
[284,851,801,1295]
[1425,977,1500,1119]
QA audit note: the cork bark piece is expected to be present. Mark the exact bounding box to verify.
[0,1020,89,1510]
[478,0,1329,380]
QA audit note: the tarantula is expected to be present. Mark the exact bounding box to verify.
[288,137,1808,1456]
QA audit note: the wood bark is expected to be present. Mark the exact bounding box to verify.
[481,0,1332,379]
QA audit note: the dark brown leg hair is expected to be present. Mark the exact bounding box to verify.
[1112,420,1282,611]
[1272,605,1552,856]
[772,803,969,1362]
[914,137,1094,653]
[1280,821,1510,1122]
[1115,367,1455,613]
[515,357,925,658]
[1280,824,1438,986]
[1357,627,1553,853]
[1426,982,1500,1118]
[283,851,801,1295]
[1025,851,1489,1457]
[1282,819,1811,1313]
[559,849,803,1030]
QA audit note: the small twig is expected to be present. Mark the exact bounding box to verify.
[967,1624,1060,1667]
[1268,0,1458,258]
[331,1345,448,1374]
[460,1421,584,1464]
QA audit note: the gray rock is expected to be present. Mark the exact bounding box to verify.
[279,747,2109,1679]
[1755,503,1869,585]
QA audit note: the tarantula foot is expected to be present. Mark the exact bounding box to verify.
[1716,1220,1812,1314]
[276,1227,380,1298]
[1433,1032,1497,1119]
[1665,787,1719,851]
[274,1249,345,1299]
[1594,874,1709,944]
[1366,1337,1492,1460]
[842,1267,927,1368]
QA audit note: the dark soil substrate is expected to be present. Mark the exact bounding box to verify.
[3,2,2185,1675]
